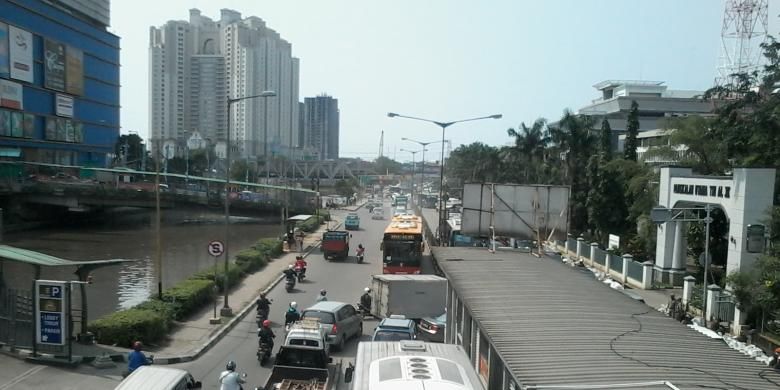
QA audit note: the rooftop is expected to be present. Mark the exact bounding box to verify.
[431,246,780,390]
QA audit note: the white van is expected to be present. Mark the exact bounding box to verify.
[115,366,202,390]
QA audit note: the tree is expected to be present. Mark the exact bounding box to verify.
[599,119,612,162]
[446,142,500,185]
[374,156,402,175]
[113,134,145,169]
[643,116,729,175]
[623,100,639,161]
[334,178,358,197]
[506,118,550,183]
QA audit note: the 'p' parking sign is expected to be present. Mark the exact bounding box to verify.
[35,280,67,346]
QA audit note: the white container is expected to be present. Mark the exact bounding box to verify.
[370,274,447,319]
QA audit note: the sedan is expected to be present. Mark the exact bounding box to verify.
[417,312,446,343]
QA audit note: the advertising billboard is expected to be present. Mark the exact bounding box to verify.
[461,183,570,241]
[9,25,33,83]
[0,23,9,78]
[44,39,66,91]
[23,113,34,138]
[65,47,83,95]
[0,79,23,110]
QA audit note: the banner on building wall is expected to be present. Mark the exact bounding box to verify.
[44,39,66,91]
[23,113,34,138]
[55,94,74,117]
[8,26,33,83]
[0,23,9,78]
[45,117,56,140]
[74,122,83,143]
[65,47,83,95]
[0,79,23,110]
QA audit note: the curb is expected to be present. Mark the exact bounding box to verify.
[153,235,329,365]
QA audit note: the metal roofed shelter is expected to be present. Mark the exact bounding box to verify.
[0,245,136,341]
[431,246,780,390]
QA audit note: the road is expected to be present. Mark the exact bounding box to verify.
[0,202,391,389]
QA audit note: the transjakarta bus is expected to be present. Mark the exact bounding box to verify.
[381,214,424,274]
[344,341,484,390]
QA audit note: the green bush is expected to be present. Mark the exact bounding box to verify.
[192,262,245,291]
[254,238,283,258]
[235,248,267,272]
[135,299,176,322]
[162,279,216,320]
[89,308,169,347]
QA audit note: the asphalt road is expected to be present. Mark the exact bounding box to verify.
[0,200,445,389]
[168,203,389,389]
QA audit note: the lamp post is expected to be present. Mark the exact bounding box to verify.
[221,90,275,317]
[401,137,442,206]
[650,204,713,323]
[399,148,424,204]
[390,113,502,244]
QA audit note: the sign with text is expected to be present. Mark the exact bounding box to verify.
[0,79,23,110]
[35,280,67,345]
[672,183,731,199]
[9,25,33,83]
[55,94,74,117]
[608,234,620,250]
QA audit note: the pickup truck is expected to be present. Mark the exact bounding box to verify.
[321,231,349,260]
[256,335,340,390]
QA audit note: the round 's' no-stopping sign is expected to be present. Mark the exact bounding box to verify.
[208,240,225,257]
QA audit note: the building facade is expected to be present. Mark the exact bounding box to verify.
[0,0,119,167]
[149,8,300,161]
[303,94,339,160]
[572,80,715,151]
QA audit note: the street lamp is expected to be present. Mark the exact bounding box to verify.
[399,148,425,205]
[401,137,441,205]
[650,204,713,323]
[390,112,502,244]
[221,90,275,317]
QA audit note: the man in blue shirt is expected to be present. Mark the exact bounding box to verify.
[127,341,151,373]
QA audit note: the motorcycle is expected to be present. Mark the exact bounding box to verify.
[257,340,273,365]
[356,303,371,318]
[256,308,270,327]
[295,266,306,282]
[285,276,296,292]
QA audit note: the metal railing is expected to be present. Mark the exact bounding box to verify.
[627,260,644,282]
[593,248,606,265]
[609,254,624,274]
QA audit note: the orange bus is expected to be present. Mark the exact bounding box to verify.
[381,214,424,274]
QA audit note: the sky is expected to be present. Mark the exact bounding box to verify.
[111,0,780,161]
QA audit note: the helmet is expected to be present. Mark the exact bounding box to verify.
[226,360,236,371]
[364,287,370,293]
[263,319,271,328]
[290,301,298,309]
[260,292,266,298]
[132,341,143,351]
[288,264,294,269]
[358,244,363,249]
[296,255,303,260]
[320,289,327,295]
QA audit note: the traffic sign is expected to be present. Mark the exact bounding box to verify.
[208,240,225,257]
[35,280,66,346]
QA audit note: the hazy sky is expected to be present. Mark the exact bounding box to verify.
[111,0,779,161]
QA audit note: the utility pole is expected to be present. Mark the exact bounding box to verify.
[154,139,163,299]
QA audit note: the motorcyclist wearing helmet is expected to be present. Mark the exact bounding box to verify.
[316,289,328,302]
[284,301,300,326]
[359,287,372,313]
[294,255,307,276]
[218,360,245,390]
[256,293,272,314]
[356,244,365,257]
[127,341,151,374]
[257,319,275,349]
[283,264,297,280]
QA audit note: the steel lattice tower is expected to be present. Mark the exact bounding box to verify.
[716,0,769,86]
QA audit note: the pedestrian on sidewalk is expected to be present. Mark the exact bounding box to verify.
[296,231,305,252]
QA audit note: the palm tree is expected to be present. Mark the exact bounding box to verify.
[507,118,550,184]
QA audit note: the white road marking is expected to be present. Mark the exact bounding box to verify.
[0,365,46,390]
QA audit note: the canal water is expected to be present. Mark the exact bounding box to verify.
[0,209,283,319]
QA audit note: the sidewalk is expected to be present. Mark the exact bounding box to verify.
[4,214,345,366]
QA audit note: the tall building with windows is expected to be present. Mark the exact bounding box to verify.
[0,0,119,166]
[303,94,339,160]
[149,9,300,160]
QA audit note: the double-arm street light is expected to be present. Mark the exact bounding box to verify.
[390,112,502,244]
[222,90,276,316]
[399,148,426,200]
[400,137,440,204]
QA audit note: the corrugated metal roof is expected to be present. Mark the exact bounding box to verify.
[432,247,780,390]
[0,245,135,267]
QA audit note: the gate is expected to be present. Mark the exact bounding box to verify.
[0,287,34,349]
[715,291,736,323]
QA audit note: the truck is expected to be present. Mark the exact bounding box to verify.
[344,213,360,230]
[369,275,447,320]
[321,230,350,260]
[257,320,341,390]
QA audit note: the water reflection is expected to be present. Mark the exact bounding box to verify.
[117,255,154,309]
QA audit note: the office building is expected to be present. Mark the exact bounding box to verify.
[149,9,300,160]
[0,0,119,166]
[303,94,339,160]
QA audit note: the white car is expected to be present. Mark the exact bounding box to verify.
[372,208,384,220]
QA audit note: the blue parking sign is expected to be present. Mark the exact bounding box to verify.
[39,312,63,344]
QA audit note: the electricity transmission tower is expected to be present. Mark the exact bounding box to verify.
[716,0,769,86]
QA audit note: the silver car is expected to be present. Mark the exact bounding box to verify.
[301,301,363,351]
